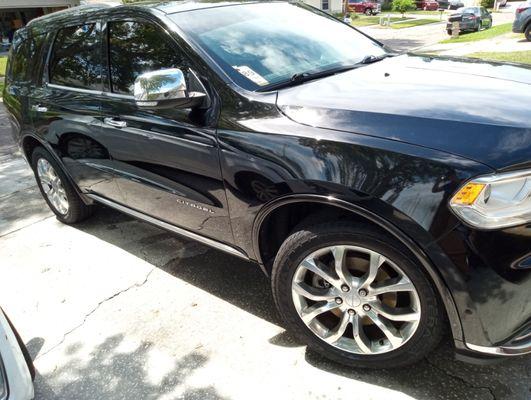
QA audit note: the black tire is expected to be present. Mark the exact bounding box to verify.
[447,29,453,35]
[525,24,531,41]
[271,222,445,368]
[31,146,92,224]
[364,8,372,15]
[476,21,481,32]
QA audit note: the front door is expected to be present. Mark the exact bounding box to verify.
[99,17,233,244]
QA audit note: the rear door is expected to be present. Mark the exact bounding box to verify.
[98,17,233,244]
[29,22,123,202]
[3,33,33,143]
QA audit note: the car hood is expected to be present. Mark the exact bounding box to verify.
[277,54,531,170]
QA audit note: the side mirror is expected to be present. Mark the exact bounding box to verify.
[133,68,207,110]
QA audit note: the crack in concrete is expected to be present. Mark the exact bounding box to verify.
[424,357,497,400]
[36,268,156,360]
[0,215,55,239]
[0,184,39,200]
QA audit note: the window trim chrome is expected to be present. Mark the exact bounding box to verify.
[46,83,104,95]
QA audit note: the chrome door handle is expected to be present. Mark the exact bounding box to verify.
[104,117,127,128]
[31,105,48,112]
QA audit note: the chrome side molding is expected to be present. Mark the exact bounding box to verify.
[87,193,249,260]
[466,340,531,357]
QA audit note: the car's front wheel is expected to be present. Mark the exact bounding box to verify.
[31,146,92,224]
[271,222,445,368]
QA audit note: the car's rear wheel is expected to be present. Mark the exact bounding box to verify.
[31,146,92,224]
[364,8,372,15]
[476,21,482,31]
[271,222,445,368]
[447,29,453,35]
[525,24,531,41]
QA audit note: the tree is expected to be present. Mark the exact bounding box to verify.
[392,0,415,17]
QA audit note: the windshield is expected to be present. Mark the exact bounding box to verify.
[458,7,478,13]
[171,2,386,91]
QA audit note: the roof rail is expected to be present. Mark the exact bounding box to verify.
[27,3,119,27]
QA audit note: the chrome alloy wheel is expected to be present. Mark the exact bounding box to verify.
[37,158,69,215]
[292,245,421,355]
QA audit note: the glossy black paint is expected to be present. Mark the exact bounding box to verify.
[3,1,530,359]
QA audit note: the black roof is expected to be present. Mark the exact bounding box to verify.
[22,0,268,36]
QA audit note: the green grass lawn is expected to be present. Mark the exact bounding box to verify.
[388,10,443,15]
[0,56,7,76]
[440,22,512,43]
[351,16,407,26]
[390,18,439,29]
[467,51,531,65]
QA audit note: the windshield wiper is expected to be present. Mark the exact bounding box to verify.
[257,64,359,92]
[358,53,395,65]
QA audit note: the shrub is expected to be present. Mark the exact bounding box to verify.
[392,0,415,16]
[480,0,494,8]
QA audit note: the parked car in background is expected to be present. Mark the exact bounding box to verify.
[447,6,492,34]
[513,0,531,40]
[0,308,34,400]
[348,0,381,15]
[416,0,439,10]
[4,1,531,369]
[438,0,464,9]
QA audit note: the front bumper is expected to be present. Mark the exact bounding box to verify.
[512,20,524,33]
[432,220,531,363]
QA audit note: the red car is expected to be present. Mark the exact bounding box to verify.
[348,0,381,15]
[416,0,439,10]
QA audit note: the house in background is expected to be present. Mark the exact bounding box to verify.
[0,0,79,42]
[302,0,344,13]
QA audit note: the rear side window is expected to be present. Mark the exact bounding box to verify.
[49,24,101,90]
[9,38,30,82]
[108,21,182,95]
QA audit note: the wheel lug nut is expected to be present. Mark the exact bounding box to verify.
[358,289,368,297]
[335,297,343,305]
[341,285,350,292]
[348,309,355,315]
[363,304,371,312]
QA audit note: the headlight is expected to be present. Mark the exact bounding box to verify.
[450,169,531,229]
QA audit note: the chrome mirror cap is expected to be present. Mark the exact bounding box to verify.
[134,68,187,102]
[133,68,205,109]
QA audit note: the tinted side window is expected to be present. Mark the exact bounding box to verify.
[49,24,101,89]
[9,38,30,82]
[108,21,182,95]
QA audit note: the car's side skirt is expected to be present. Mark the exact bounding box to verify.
[87,193,249,260]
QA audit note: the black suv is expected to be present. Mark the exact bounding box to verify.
[4,1,530,368]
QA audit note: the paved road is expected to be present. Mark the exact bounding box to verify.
[0,103,530,400]
[359,8,519,52]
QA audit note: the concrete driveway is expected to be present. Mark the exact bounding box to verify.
[359,8,519,52]
[0,104,530,400]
